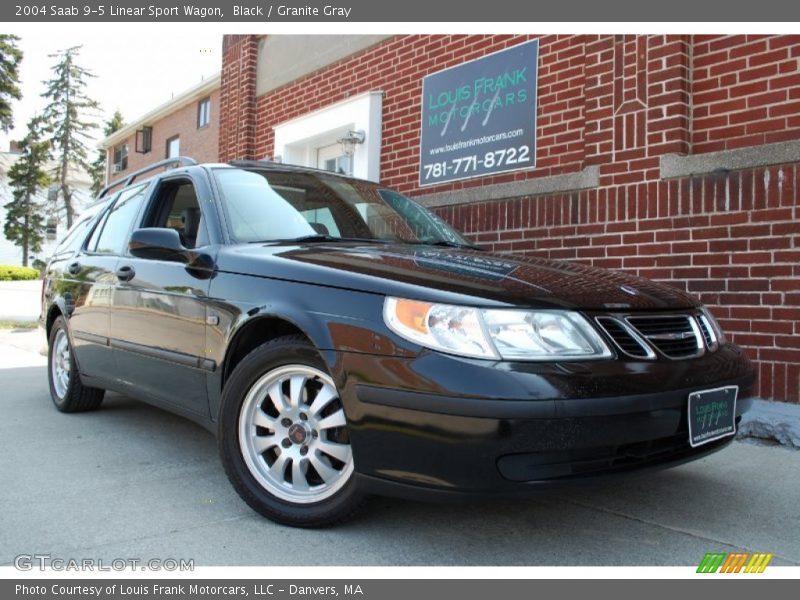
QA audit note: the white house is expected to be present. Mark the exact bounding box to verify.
[0,149,93,266]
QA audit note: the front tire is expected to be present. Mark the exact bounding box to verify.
[47,316,104,413]
[219,335,364,527]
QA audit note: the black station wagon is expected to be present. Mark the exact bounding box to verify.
[41,157,755,526]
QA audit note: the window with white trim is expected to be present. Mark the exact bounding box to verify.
[166,135,180,158]
[272,92,382,182]
[113,143,128,172]
[197,97,211,129]
[317,142,352,176]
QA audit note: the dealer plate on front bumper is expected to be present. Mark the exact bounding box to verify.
[688,386,738,448]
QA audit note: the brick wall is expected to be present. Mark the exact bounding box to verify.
[220,34,800,403]
[106,88,220,183]
[692,35,800,153]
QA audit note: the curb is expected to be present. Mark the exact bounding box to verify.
[737,398,800,450]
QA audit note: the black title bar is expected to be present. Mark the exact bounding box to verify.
[4,0,800,22]
[4,579,798,600]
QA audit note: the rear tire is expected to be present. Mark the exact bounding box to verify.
[47,316,104,413]
[219,334,365,527]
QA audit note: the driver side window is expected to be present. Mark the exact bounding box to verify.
[141,178,209,249]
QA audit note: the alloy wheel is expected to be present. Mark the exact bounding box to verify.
[238,364,353,504]
[51,329,71,399]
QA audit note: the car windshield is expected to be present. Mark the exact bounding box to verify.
[213,168,472,247]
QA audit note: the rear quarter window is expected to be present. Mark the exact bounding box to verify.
[87,185,148,255]
[51,203,105,258]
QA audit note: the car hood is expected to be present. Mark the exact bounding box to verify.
[215,242,698,311]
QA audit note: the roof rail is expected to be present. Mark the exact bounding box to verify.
[98,156,198,199]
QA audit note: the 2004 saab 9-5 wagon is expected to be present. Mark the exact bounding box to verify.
[41,157,755,527]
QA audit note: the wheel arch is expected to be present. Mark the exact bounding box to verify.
[220,311,336,392]
[45,304,63,338]
[45,295,72,338]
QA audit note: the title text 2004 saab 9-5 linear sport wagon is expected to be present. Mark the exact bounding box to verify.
[41,157,755,527]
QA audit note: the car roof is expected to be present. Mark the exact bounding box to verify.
[98,157,365,202]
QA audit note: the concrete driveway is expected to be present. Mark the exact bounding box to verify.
[1,330,798,567]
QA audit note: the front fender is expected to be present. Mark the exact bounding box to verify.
[206,273,410,419]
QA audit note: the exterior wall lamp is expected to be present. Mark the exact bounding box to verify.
[337,129,366,156]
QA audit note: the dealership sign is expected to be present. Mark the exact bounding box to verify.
[419,40,539,186]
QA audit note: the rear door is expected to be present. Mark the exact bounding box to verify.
[61,188,149,383]
[45,203,112,381]
[110,174,215,417]
[76,184,150,381]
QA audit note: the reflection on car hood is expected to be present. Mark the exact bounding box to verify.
[216,242,698,310]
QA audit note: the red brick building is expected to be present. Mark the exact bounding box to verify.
[102,74,220,183]
[219,34,800,404]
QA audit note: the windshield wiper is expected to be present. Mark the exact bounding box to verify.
[256,234,390,245]
[254,235,482,250]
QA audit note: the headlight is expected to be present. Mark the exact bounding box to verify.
[481,309,612,360]
[699,306,727,344]
[383,297,612,361]
[383,298,498,359]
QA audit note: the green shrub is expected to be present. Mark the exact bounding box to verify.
[0,265,41,281]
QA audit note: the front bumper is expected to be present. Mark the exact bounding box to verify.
[335,343,755,498]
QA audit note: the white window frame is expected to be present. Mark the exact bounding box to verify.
[166,135,180,158]
[272,91,382,182]
[197,97,211,129]
[113,142,128,172]
[316,142,352,175]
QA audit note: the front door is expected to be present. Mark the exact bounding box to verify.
[110,175,213,418]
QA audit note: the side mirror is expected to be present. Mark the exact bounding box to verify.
[129,228,188,262]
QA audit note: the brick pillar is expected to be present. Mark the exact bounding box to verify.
[646,35,691,157]
[583,35,615,167]
[219,35,259,162]
[646,35,692,220]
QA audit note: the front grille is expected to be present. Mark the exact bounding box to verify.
[626,315,703,358]
[595,317,653,359]
[697,314,719,350]
[594,312,713,360]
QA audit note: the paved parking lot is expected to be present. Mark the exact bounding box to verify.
[1,329,798,567]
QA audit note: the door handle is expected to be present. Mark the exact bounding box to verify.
[67,261,81,275]
[115,265,136,282]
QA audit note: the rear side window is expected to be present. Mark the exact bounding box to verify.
[52,205,103,257]
[87,185,148,255]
